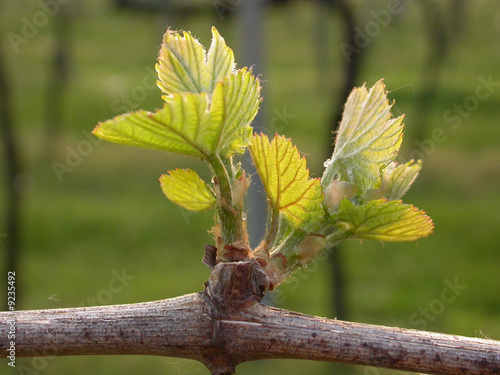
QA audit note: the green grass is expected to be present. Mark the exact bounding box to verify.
[1,1,500,374]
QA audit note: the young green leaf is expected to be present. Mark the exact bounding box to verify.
[206,27,235,93]
[322,79,404,193]
[160,169,215,211]
[156,27,234,97]
[384,160,422,200]
[93,93,214,158]
[156,30,208,95]
[93,69,260,157]
[249,134,324,231]
[365,160,422,201]
[210,68,261,155]
[333,198,434,242]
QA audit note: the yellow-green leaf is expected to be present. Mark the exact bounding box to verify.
[323,79,404,193]
[249,134,324,231]
[365,160,422,201]
[93,93,216,158]
[95,28,261,158]
[156,27,235,97]
[93,69,260,157]
[384,160,422,200]
[210,68,261,155]
[206,27,235,93]
[156,30,208,96]
[334,198,434,242]
[160,169,215,211]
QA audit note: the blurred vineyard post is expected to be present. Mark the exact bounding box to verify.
[44,1,72,137]
[0,4,22,310]
[325,0,369,323]
[412,0,468,143]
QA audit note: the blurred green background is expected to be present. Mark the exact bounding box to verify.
[1,0,499,374]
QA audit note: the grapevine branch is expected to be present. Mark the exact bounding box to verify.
[2,262,499,375]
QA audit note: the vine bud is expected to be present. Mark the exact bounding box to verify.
[297,234,327,265]
[323,180,358,212]
[231,170,250,208]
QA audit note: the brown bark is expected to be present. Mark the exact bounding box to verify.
[1,262,499,375]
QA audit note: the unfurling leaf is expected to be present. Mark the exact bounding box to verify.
[365,160,422,201]
[156,30,207,95]
[249,134,324,231]
[322,79,404,193]
[210,69,261,155]
[160,169,215,211]
[206,27,235,93]
[156,26,234,97]
[333,198,433,242]
[384,160,422,200]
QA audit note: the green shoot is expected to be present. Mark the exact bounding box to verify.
[93,27,433,290]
